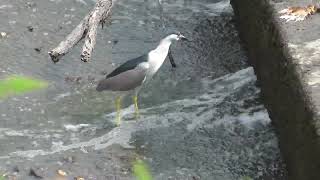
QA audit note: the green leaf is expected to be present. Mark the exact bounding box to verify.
[0,75,48,99]
[0,174,5,180]
[133,159,153,180]
[241,176,253,180]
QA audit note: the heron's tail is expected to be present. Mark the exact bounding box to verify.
[96,79,109,92]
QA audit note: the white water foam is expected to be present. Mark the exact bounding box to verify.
[0,67,271,160]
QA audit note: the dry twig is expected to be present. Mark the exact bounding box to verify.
[48,0,115,63]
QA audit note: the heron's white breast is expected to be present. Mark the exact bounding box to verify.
[147,49,169,75]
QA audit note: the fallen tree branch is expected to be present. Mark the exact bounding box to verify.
[49,0,115,63]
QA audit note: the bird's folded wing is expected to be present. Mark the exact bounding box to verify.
[96,68,147,91]
[106,54,148,78]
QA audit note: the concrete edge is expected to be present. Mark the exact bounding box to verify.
[230,0,320,179]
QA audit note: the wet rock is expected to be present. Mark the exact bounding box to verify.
[87,75,96,82]
[65,76,74,83]
[75,77,82,84]
[29,168,43,179]
[100,70,108,75]
[192,176,200,180]
[62,156,76,163]
[12,166,19,173]
[27,26,34,32]
[25,2,36,8]
[75,0,88,5]
[64,76,83,84]
[34,47,42,53]
[95,160,106,170]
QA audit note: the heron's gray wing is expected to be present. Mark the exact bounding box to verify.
[96,67,147,92]
[106,54,148,78]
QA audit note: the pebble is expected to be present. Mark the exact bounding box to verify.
[29,168,43,179]
[27,26,34,32]
[63,156,75,163]
[34,47,41,53]
[9,20,16,25]
[0,32,7,38]
[12,166,19,173]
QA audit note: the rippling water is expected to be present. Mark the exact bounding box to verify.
[0,0,286,179]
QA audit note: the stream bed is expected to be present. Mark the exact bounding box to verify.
[0,0,286,179]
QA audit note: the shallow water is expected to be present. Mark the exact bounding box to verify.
[0,0,286,179]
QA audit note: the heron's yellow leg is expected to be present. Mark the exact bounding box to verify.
[115,96,122,126]
[133,95,140,119]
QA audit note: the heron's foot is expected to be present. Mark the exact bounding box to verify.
[116,96,122,126]
[133,95,140,119]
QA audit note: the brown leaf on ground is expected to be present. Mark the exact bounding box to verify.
[57,169,67,176]
[279,5,318,22]
[282,5,317,16]
[74,176,85,180]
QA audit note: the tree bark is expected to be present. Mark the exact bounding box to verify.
[48,0,115,63]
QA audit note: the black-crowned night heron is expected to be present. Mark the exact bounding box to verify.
[96,32,187,125]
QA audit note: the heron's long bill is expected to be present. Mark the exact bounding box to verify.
[168,49,177,68]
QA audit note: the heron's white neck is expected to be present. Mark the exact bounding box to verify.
[154,37,172,53]
[147,37,173,76]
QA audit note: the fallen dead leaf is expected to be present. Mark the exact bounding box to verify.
[74,176,85,180]
[279,4,318,22]
[57,170,67,177]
